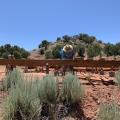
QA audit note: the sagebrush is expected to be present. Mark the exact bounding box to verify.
[1,70,84,120]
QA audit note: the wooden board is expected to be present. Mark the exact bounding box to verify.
[0,59,120,68]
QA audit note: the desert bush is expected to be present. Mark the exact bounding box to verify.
[62,35,71,43]
[35,74,58,119]
[1,70,85,120]
[36,74,58,104]
[38,40,50,50]
[2,69,23,91]
[39,48,45,55]
[79,33,95,44]
[45,50,53,59]
[2,77,41,120]
[52,45,63,59]
[0,44,29,59]
[115,69,120,87]
[76,44,85,57]
[87,44,102,58]
[61,73,84,104]
[98,103,120,120]
[56,37,61,42]
[104,43,120,56]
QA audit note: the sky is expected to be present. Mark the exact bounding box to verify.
[0,0,120,50]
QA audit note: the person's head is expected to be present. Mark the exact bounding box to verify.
[63,44,73,52]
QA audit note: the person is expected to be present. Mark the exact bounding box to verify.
[60,44,74,59]
[60,44,75,74]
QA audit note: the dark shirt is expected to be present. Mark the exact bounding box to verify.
[60,49,74,59]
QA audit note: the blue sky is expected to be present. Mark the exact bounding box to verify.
[0,0,120,50]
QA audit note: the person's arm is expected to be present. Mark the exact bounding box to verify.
[60,49,63,59]
[72,51,75,60]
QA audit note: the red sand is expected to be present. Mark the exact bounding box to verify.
[0,66,119,120]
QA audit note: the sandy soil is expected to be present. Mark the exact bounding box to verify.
[0,66,119,120]
[82,82,120,120]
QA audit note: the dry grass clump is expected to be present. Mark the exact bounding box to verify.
[115,69,120,87]
[62,73,84,104]
[98,102,120,120]
[35,75,58,120]
[1,70,85,120]
[36,74,58,104]
[1,69,23,91]
[2,73,41,120]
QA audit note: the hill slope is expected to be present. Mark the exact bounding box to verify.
[29,33,120,60]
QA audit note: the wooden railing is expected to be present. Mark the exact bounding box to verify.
[0,59,120,68]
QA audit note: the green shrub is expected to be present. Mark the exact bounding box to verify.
[2,77,41,120]
[87,44,102,58]
[45,50,53,59]
[98,103,120,120]
[36,74,58,104]
[104,43,120,56]
[35,75,58,119]
[38,40,49,50]
[79,33,95,44]
[3,69,23,91]
[13,50,22,59]
[61,73,84,103]
[115,69,120,87]
[1,70,85,120]
[56,37,61,42]
[0,44,29,59]
[39,48,45,55]
[76,44,85,57]
[52,45,63,59]
[63,35,71,43]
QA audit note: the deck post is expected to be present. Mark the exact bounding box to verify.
[46,63,49,74]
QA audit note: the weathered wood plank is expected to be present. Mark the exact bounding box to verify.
[0,59,120,68]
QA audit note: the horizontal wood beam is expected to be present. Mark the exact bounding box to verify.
[0,59,120,68]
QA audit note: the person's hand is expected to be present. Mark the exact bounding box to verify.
[73,56,75,60]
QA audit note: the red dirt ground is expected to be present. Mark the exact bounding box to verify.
[82,82,120,120]
[0,66,119,120]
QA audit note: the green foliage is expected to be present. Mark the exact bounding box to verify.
[2,69,23,91]
[98,103,120,120]
[52,45,63,59]
[1,69,85,120]
[98,40,102,44]
[115,69,120,87]
[1,69,42,120]
[45,50,53,59]
[2,78,41,120]
[35,75,59,120]
[104,43,120,56]
[13,51,22,59]
[36,33,120,58]
[76,44,85,57]
[56,37,61,42]
[0,44,29,59]
[38,40,49,50]
[79,33,96,44]
[104,43,116,56]
[36,74,58,104]
[63,35,71,43]
[20,48,30,58]
[87,44,102,58]
[62,73,84,103]
[115,42,120,55]
[1,52,9,59]
[39,48,45,55]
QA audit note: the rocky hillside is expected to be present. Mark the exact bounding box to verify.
[29,33,120,60]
